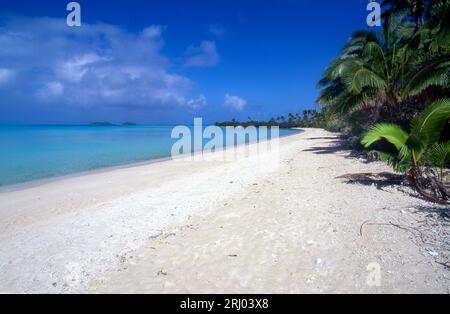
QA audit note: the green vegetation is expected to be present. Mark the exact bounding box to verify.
[90,122,116,126]
[216,1,449,202]
[316,0,449,203]
[362,99,450,203]
[215,109,326,129]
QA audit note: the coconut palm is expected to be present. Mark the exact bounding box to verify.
[317,15,449,126]
[382,0,431,28]
[414,0,450,51]
[361,98,450,203]
[288,113,295,124]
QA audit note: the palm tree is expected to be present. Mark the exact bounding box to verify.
[362,98,450,203]
[414,0,450,51]
[381,0,442,28]
[317,15,449,126]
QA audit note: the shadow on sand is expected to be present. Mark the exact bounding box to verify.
[413,205,450,218]
[303,137,364,159]
[305,136,342,141]
[336,172,404,190]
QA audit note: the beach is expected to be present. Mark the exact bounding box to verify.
[0,128,448,294]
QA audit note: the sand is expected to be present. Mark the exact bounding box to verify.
[0,128,448,294]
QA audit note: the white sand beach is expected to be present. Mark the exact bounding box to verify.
[0,128,448,294]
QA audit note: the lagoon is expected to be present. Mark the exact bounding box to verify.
[0,125,299,186]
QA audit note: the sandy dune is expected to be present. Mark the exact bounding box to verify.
[0,129,448,293]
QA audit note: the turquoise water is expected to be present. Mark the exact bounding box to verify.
[0,125,300,186]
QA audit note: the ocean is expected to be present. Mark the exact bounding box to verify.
[0,125,300,186]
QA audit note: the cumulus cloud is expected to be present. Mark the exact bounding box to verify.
[224,93,247,111]
[141,25,164,38]
[185,41,220,68]
[55,53,110,83]
[0,15,203,110]
[37,81,64,100]
[186,94,207,110]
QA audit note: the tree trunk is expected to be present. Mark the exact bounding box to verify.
[408,167,450,205]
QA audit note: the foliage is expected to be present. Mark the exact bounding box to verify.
[362,99,450,203]
[215,109,326,129]
[314,0,449,202]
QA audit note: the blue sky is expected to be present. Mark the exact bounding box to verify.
[0,0,373,124]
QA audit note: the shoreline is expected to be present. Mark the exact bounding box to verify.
[0,128,303,193]
[0,128,448,294]
[0,155,173,193]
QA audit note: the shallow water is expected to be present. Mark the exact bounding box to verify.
[0,125,300,186]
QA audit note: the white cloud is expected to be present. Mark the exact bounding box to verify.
[208,24,226,37]
[0,16,201,110]
[185,41,220,68]
[224,93,247,111]
[56,53,109,83]
[37,81,64,100]
[0,68,13,84]
[186,94,207,110]
[141,25,164,38]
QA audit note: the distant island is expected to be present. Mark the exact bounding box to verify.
[90,122,116,126]
[215,109,324,129]
[90,122,138,126]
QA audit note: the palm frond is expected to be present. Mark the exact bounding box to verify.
[361,123,409,150]
[346,68,387,93]
[410,98,450,145]
[341,31,380,57]
[363,41,386,61]
[428,141,450,167]
[403,56,450,96]
[379,151,411,173]
[333,92,369,115]
[331,59,364,79]
[407,68,449,96]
